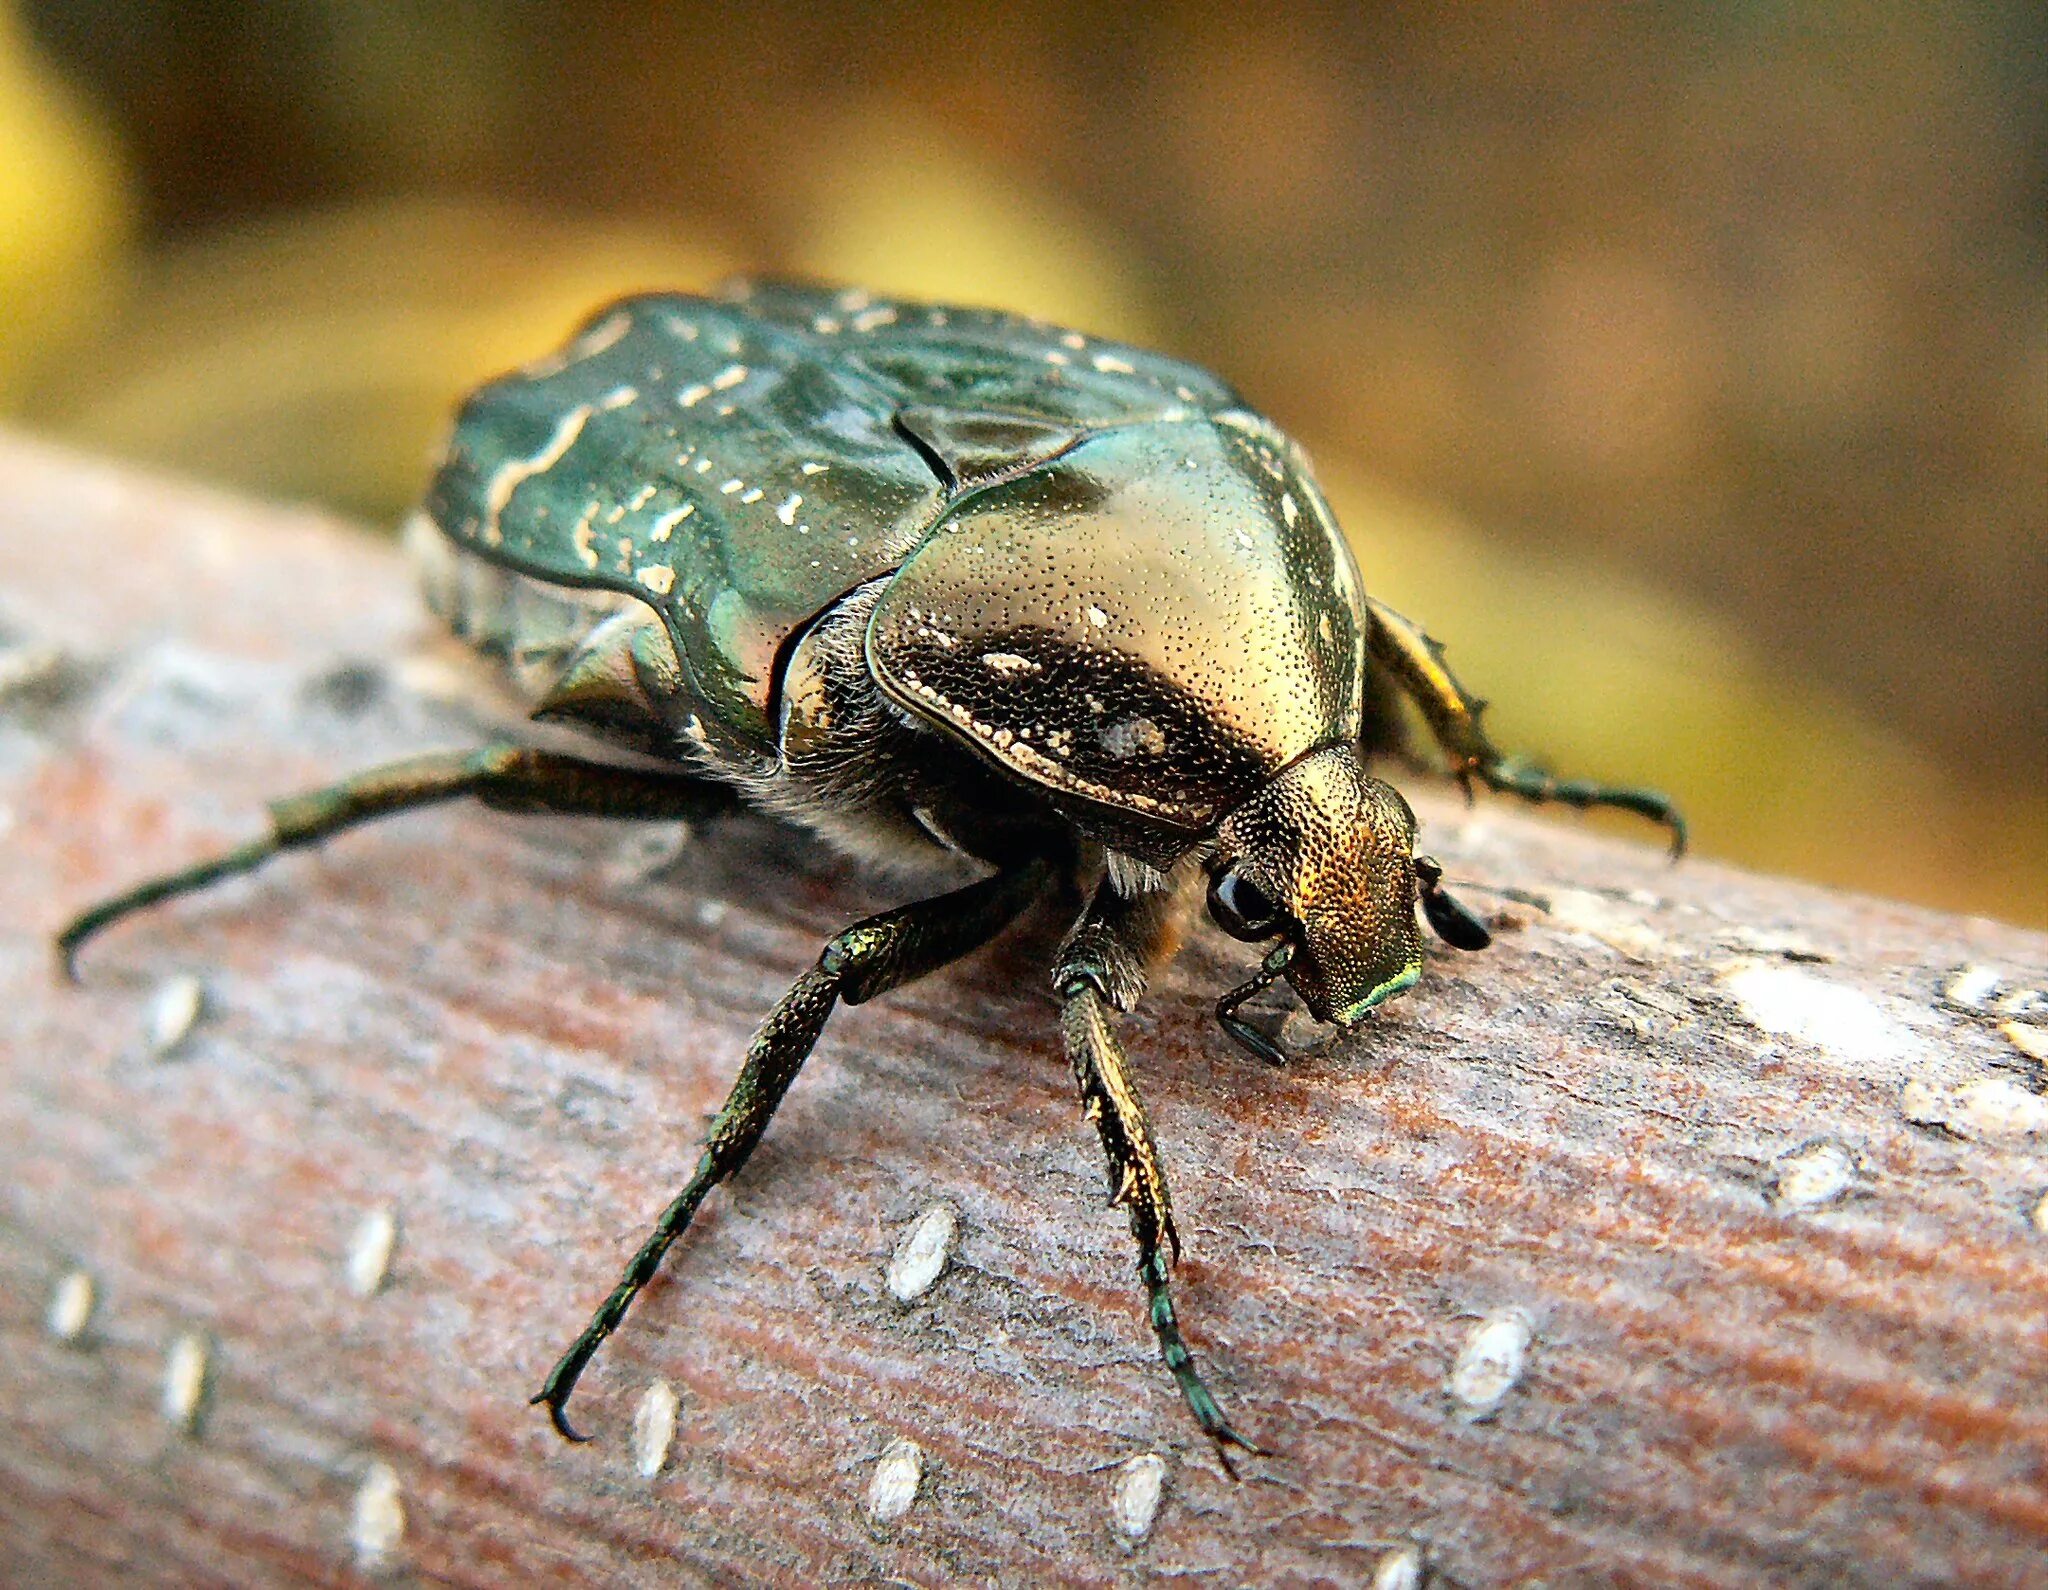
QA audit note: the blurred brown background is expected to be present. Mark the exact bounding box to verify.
[1,1,2042,925]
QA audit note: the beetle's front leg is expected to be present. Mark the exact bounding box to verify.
[1364,596,1686,855]
[533,859,1049,1442]
[1053,880,1264,1475]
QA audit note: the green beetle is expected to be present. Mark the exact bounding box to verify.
[60,281,1680,1470]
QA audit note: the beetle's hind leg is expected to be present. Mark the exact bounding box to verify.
[1364,596,1686,856]
[55,742,737,976]
[1053,880,1264,1476]
[531,860,1049,1442]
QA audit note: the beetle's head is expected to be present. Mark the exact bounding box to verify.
[1207,744,1491,1060]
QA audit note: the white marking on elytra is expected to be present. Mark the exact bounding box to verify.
[719,479,744,495]
[977,651,1040,677]
[162,1331,209,1431]
[147,974,205,1056]
[865,1438,923,1524]
[711,363,748,391]
[679,383,711,408]
[1043,349,1071,366]
[351,1461,405,1570]
[604,504,627,525]
[346,1206,398,1298]
[1771,1141,1858,1211]
[1059,331,1086,350]
[650,503,694,542]
[571,506,601,569]
[1092,352,1137,375]
[1449,1308,1533,1421]
[47,1270,95,1342]
[1281,492,1299,528]
[626,484,658,511]
[1086,604,1109,628]
[633,1379,681,1478]
[887,1203,958,1301]
[801,461,828,475]
[483,405,594,545]
[836,287,873,312]
[776,493,803,526]
[2033,1191,2048,1236]
[851,306,898,332]
[637,566,677,596]
[1111,1453,1168,1541]
[694,457,714,474]
[812,315,842,334]
[1372,1543,1426,1590]
[739,487,764,504]
[598,385,639,411]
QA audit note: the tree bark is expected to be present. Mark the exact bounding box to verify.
[3,431,2045,1588]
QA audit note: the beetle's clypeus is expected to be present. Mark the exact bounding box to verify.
[59,280,1681,1471]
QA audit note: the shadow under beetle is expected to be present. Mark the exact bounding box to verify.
[59,281,1682,1472]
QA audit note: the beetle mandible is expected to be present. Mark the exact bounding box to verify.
[59,280,1681,1470]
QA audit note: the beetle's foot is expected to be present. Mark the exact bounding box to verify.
[1481,760,1687,859]
[530,1378,595,1444]
[54,835,282,981]
[1142,1249,1264,1479]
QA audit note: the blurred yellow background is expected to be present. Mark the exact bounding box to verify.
[2,2,2042,926]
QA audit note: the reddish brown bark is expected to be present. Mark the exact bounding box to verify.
[3,433,2045,1587]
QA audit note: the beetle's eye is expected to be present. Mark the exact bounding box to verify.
[1208,867,1282,941]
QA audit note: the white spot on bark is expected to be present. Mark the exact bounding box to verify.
[2032,1191,2048,1237]
[1902,1076,2048,1139]
[2001,1022,2048,1063]
[1942,965,2003,1009]
[351,1461,405,1570]
[865,1437,923,1524]
[632,1379,681,1478]
[1771,1141,1858,1211]
[1721,963,1926,1065]
[1372,1543,1426,1590]
[887,1204,957,1302]
[346,1206,398,1298]
[47,1270,94,1342]
[1541,890,1667,961]
[1449,1308,1533,1421]
[147,975,205,1056]
[1111,1453,1168,1540]
[162,1331,209,1431]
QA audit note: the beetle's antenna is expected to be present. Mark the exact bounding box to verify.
[1216,941,1297,1066]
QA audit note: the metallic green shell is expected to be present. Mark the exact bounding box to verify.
[425,281,1238,760]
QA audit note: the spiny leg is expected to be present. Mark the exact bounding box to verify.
[1364,595,1686,856]
[56,742,737,975]
[1054,880,1263,1475]
[531,860,1049,1442]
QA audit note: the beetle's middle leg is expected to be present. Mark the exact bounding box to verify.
[56,742,737,975]
[1053,878,1264,1474]
[531,859,1049,1442]
[1364,596,1686,854]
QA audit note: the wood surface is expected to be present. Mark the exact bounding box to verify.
[3,432,2046,1588]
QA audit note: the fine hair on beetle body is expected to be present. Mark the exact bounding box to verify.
[57,279,1682,1474]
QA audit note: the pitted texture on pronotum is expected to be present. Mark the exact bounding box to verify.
[1213,744,1423,1023]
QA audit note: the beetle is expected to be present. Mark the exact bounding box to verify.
[58,280,1681,1470]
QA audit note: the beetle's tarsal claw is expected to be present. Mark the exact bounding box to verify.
[531,1387,593,1444]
